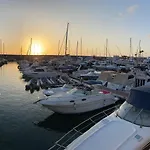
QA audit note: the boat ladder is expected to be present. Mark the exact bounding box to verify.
[48,105,120,150]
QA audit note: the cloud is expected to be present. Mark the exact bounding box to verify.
[127,5,139,14]
[118,12,123,17]
[117,4,139,18]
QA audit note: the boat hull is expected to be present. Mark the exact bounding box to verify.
[41,97,117,114]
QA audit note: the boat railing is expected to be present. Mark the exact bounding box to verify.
[48,104,120,150]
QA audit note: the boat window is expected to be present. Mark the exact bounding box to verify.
[67,88,77,94]
[128,75,134,79]
[82,98,86,101]
[117,102,150,127]
[70,100,74,103]
[67,88,84,95]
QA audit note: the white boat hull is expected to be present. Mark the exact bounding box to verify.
[41,96,117,114]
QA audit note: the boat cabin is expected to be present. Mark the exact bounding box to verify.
[117,85,150,127]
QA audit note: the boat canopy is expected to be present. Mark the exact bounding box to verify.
[127,85,150,110]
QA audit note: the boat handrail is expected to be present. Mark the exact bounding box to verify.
[48,104,120,150]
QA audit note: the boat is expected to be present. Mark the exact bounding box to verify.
[84,71,115,85]
[43,84,73,96]
[107,73,135,91]
[64,85,150,150]
[39,86,119,114]
[22,65,58,78]
[80,71,100,80]
[72,66,95,79]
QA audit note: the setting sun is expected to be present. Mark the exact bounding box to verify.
[31,43,42,55]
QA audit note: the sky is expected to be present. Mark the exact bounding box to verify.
[0,0,150,56]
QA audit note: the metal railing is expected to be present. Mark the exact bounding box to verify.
[48,104,120,150]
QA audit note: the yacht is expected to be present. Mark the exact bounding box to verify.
[65,85,150,150]
[39,87,119,114]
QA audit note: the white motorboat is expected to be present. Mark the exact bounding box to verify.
[22,66,58,78]
[39,87,119,114]
[43,84,73,96]
[80,71,100,80]
[65,85,150,150]
[72,68,95,79]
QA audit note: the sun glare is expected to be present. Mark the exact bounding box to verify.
[31,43,42,55]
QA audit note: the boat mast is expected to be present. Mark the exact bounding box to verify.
[138,40,141,57]
[80,38,82,56]
[76,41,78,56]
[58,40,60,56]
[2,41,4,55]
[65,23,69,56]
[30,38,32,55]
[27,38,32,55]
[21,46,22,55]
[96,48,97,56]
[0,40,2,55]
[106,38,108,57]
[130,38,132,57]
[68,40,70,55]
[1,40,2,55]
[87,48,88,56]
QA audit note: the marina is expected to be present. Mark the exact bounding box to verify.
[1,54,150,150]
[0,62,124,150]
[1,1,150,149]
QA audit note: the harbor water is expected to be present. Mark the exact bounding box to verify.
[0,63,112,150]
[0,63,60,150]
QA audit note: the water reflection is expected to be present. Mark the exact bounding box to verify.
[35,104,117,133]
[0,63,59,150]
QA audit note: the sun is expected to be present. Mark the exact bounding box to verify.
[31,43,42,55]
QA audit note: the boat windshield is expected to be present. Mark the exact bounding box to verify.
[63,84,71,88]
[67,88,83,94]
[117,102,150,127]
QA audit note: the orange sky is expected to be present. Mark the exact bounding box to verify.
[0,0,150,57]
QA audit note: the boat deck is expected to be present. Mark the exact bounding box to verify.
[48,105,120,150]
[99,86,129,99]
